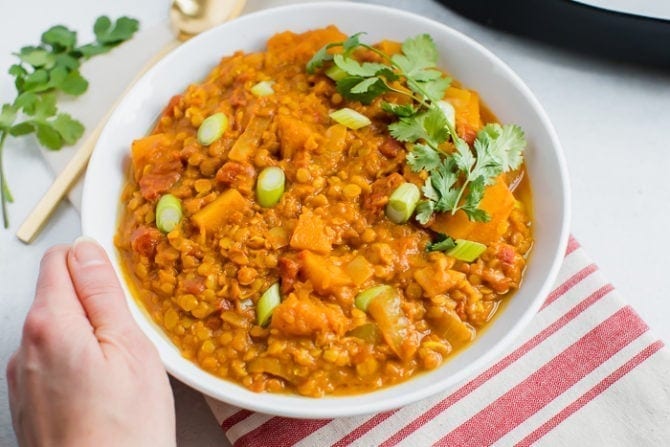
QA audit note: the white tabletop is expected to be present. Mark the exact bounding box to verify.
[1,0,668,445]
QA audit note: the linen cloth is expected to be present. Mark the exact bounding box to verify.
[206,237,670,446]
[38,1,670,446]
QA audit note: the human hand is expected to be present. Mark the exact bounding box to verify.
[6,237,176,447]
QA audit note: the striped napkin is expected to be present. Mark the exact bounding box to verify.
[205,237,670,446]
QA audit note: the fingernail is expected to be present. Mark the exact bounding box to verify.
[72,236,106,267]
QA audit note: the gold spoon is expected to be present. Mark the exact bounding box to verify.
[16,0,247,244]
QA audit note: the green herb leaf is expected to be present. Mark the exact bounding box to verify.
[17,48,55,68]
[93,16,139,44]
[14,92,38,114]
[0,15,139,228]
[333,54,387,77]
[336,76,388,104]
[0,105,17,130]
[391,34,438,76]
[415,200,435,225]
[41,25,77,51]
[381,101,416,117]
[477,123,526,171]
[22,69,49,92]
[406,143,441,172]
[51,113,85,144]
[34,122,63,150]
[58,69,88,95]
[425,233,457,252]
[9,122,34,136]
[32,93,58,118]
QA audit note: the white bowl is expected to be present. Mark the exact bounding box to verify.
[82,2,570,418]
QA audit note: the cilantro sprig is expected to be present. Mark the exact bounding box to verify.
[307,33,527,224]
[0,16,139,228]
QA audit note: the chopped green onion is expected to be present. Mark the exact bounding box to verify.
[447,239,487,262]
[355,285,392,312]
[437,100,456,129]
[325,65,347,81]
[250,80,275,97]
[256,166,285,208]
[197,112,228,146]
[155,194,182,233]
[329,107,371,130]
[257,282,281,326]
[386,182,420,224]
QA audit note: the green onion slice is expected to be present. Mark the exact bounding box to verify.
[355,285,393,312]
[256,166,285,208]
[437,100,456,129]
[447,239,487,262]
[329,107,371,130]
[386,182,420,224]
[197,112,228,146]
[155,194,182,233]
[325,65,347,81]
[250,80,275,97]
[257,282,281,327]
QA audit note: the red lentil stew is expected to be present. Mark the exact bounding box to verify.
[115,26,533,397]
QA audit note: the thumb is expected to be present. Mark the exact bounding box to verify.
[67,236,134,332]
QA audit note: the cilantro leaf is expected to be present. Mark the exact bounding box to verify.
[461,177,490,222]
[34,122,63,150]
[477,123,526,171]
[41,25,77,51]
[389,107,448,148]
[51,113,85,144]
[415,200,435,225]
[93,16,139,44]
[391,34,438,76]
[429,159,460,212]
[406,143,441,172]
[9,122,34,136]
[411,75,451,103]
[17,48,55,68]
[425,233,457,252]
[381,101,416,117]
[0,105,17,130]
[0,15,139,228]
[333,54,387,77]
[58,69,88,95]
[336,76,388,104]
[306,44,335,73]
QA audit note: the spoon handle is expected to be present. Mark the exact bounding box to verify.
[16,39,181,244]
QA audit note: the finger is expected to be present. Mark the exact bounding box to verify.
[6,352,18,403]
[33,245,86,318]
[66,236,134,331]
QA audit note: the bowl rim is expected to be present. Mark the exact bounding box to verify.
[82,1,571,418]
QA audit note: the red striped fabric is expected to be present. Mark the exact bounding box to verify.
[515,340,665,447]
[211,240,669,447]
[434,306,647,447]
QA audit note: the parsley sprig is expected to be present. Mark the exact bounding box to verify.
[307,33,527,224]
[0,16,139,228]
